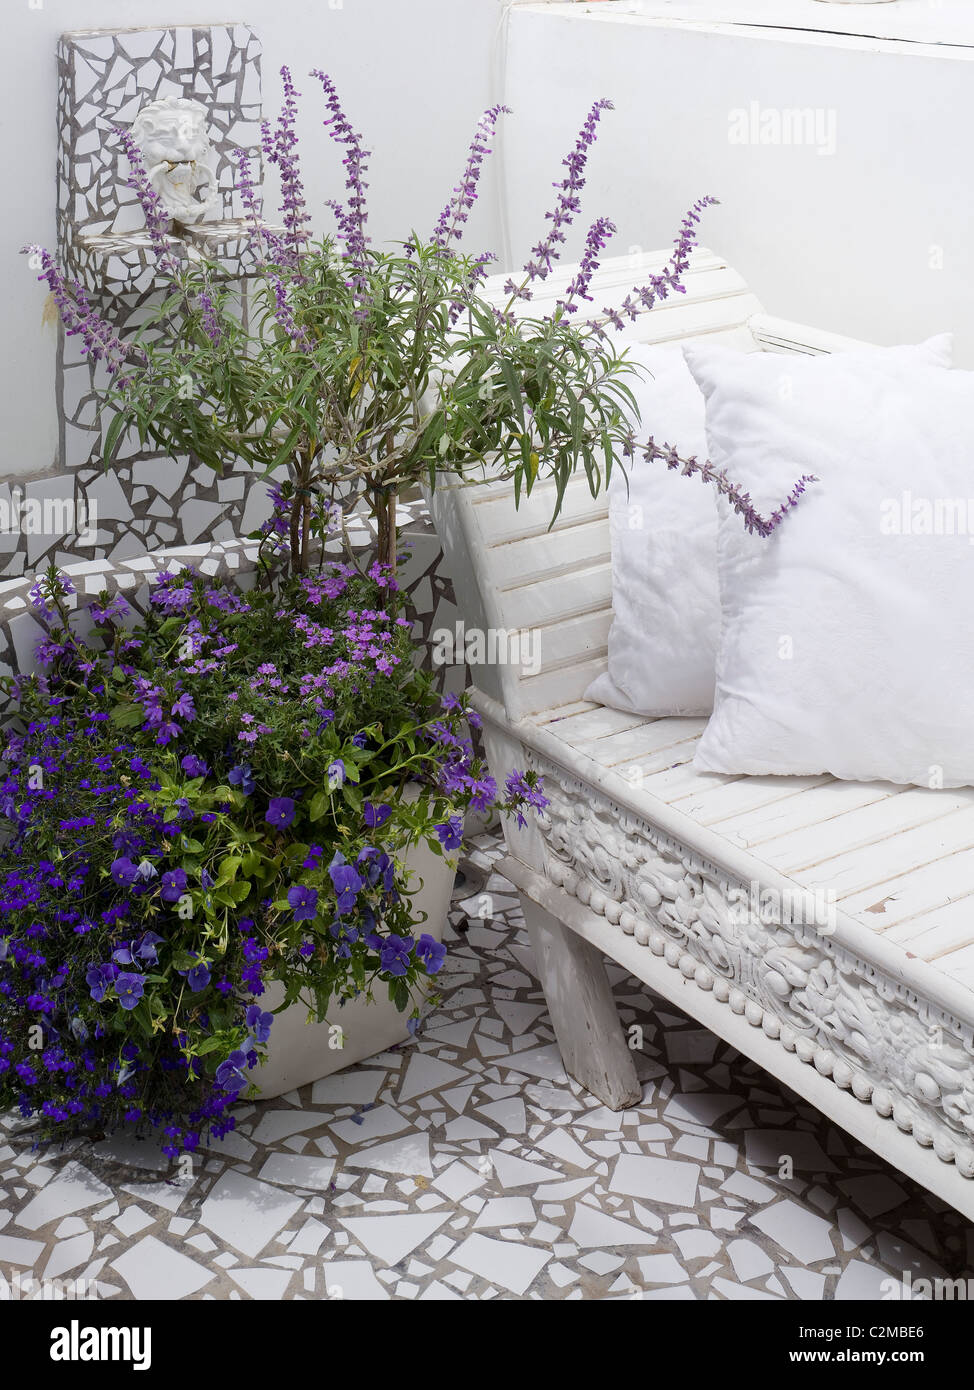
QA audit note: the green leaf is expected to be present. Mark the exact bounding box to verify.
[131,1000,153,1039]
[109,702,144,729]
[102,409,130,463]
[216,855,242,885]
[389,977,410,1014]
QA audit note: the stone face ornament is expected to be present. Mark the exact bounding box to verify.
[130,95,218,224]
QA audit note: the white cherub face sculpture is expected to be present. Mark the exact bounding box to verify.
[130,96,219,224]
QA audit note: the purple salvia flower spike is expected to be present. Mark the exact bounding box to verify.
[558,215,617,315]
[594,194,718,329]
[630,428,816,538]
[431,104,511,253]
[234,147,287,265]
[310,70,372,318]
[113,126,181,278]
[518,97,614,294]
[263,66,311,270]
[448,250,498,326]
[21,245,145,383]
[269,274,312,352]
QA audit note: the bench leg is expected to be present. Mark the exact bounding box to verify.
[519,894,642,1111]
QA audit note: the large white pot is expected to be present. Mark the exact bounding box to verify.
[253,832,457,1098]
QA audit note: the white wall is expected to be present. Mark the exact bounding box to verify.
[1,0,508,478]
[502,6,974,364]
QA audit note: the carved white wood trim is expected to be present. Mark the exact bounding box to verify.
[522,747,974,1179]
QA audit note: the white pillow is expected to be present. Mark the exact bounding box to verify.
[684,335,972,788]
[585,344,718,716]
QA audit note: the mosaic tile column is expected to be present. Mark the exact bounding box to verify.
[7,24,268,584]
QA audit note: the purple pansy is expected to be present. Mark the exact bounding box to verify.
[160,868,187,904]
[288,883,319,922]
[115,972,145,1011]
[265,796,296,828]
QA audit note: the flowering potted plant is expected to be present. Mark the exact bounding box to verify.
[0,541,547,1153]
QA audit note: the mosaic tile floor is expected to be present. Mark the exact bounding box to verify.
[2,833,972,1302]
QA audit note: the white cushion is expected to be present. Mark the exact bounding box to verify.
[585,344,718,716]
[684,335,971,788]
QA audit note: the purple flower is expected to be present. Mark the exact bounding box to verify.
[268,273,312,352]
[115,972,145,1011]
[516,99,614,296]
[435,815,464,852]
[235,146,287,263]
[595,194,718,329]
[171,692,196,722]
[379,934,414,978]
[415,933,447,975]
[197,282,223,346]
[430,104,510,252]
[262,65,311,268]
[228,762,255,795]
[110,856,138,887]
[559,214,618,315]
[363,801,391,830]
[627,436,815,539]
[136,931,164,964]
[21,246,144,381]
[327,759,346,789]
[181,754,208,779]
[329,852,364,914]
[85,963,114,1003]
[245,1004,274,1043]
[215,1050,249,1094]
[311,70,372,315]
[113,126,181,277]
[288,883,319,922]
[187,960,211,992]
[265,796,296,828]
[160,868,187,904]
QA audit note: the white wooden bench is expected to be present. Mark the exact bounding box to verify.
[429,247,974,1221]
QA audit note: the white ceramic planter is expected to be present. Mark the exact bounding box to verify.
[254,832,457,1098]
